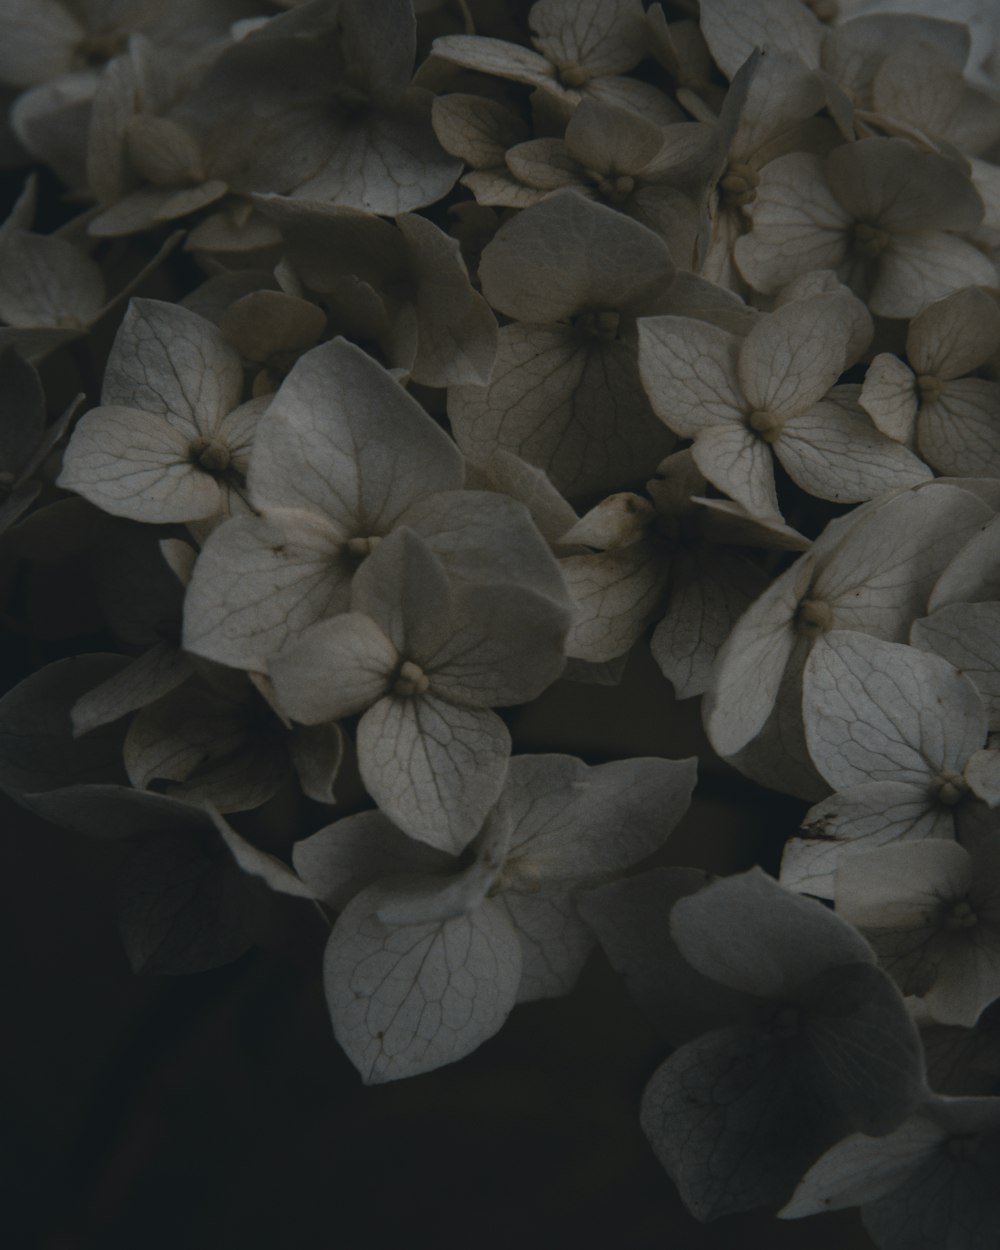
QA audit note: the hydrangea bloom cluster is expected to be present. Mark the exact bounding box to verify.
[3,0,1000,1244]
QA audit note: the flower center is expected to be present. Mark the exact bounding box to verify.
[720,163,759,207]
[555,61,590,87]
[393,660,429,697]
[852,221,891,259]
[575,309,621,341]
[592,172,636,203]
[188,437,231,474]
[795,598,834,637]
[932,771,968,807]
[917,374,944,403]
[344,535,382,559]
[945,899,979,930]
[747,409,785,442]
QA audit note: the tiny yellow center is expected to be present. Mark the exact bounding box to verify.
[720,163,759,207]
[917,374,944,404]
[747,409,785,442]
[344,536,382,558]
[188,437,231,474]
[933,772,968,807]
[393,660,429,697]
[852,221,891,259]
[556,61,590,87]
[795,598,834,636]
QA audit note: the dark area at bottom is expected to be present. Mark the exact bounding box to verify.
[3,798,873,1250]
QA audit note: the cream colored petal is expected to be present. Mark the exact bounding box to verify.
[859,353,919,443]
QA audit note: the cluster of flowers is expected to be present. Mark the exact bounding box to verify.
[2,0,1000,1243]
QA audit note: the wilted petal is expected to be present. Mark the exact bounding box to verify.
[782,780,953,900]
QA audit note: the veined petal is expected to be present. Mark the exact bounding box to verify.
[738,294,868,418]
[803,631,987,789]
[269,613,397,724]
[859,353,918,444]
[357,694,511,854]
[917,379,1000,479]
[870,232,998,321]
[638,315,745,437]
[734,153,850,294]
[776,399,931,503]
[57,406,223,524]
[692,423,781,521]
[100,299,243,436]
